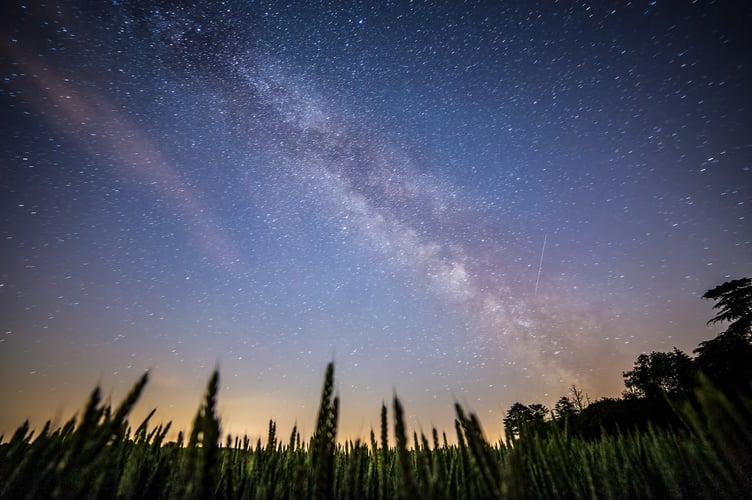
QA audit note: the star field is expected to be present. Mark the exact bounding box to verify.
[0,1,750,441]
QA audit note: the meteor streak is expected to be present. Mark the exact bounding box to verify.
[535,234,547,296]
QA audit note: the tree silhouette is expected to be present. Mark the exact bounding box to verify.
[695,277,752,395]
[622,348,694,399]
[503,403,532,436]
[503,402,548,436]
[553,396,577,420]
[527,403,549,421]
[702,277,752,338]
[568,384,589,412]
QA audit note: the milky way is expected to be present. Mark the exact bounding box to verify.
[1,1,749,440]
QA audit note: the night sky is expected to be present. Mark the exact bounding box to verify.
[1,1,750,442]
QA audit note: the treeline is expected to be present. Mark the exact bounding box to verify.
[503,277,752,440]
[0,278,750,499]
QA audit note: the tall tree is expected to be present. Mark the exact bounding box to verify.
[695,277,752,394]
[622,348,694,398]
[553,396,577,420]
[503,402,548,436]
[503,402,532,436]
[527,403,549,421]
[568,384,590,412]
[702,277,752,338]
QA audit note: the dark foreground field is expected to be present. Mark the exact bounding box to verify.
[1,362,751,500]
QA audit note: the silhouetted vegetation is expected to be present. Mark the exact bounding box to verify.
[504,277,752,442]
[1,278,751,498]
